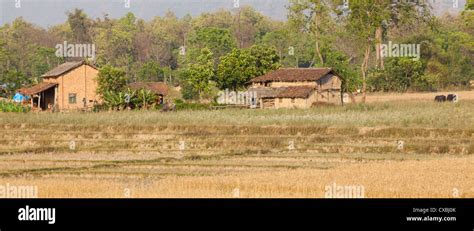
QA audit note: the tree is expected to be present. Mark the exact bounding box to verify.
[186,48,215,100]
[137,61,164,82]
[96,65,127,96]
[216,45,280,91]
[233,6,274,48]
[368,58,424,92]
[95,13,138,79]
[187,27,236,62]
[0,69,28,96]
[250,45,281,76]
[216,48,256,91]
[288,0,334,66]
[67,8,92,43]
[346,0,391,103]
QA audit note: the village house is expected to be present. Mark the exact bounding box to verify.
[128,82,169,104]
[22,61,101,111]
[248,68,343,109]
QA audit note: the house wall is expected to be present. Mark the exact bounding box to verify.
[318,74,342,90]
[316,90,342,105]
[43,64,100,110]
[274,91,318,109]
[260,98,275,109]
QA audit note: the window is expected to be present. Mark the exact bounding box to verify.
[279,98,283,103]
[291,98,295,103]
[69,93,77,104]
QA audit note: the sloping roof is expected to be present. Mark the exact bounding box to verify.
[250,68,335,83]
[22,82,58,95]
[277,86,317,99]
[42,61,96,78]
[128,82,169,96]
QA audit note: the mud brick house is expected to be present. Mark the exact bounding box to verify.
[22,61,100,111]
[128,82,169,104]
[248,68,343,109]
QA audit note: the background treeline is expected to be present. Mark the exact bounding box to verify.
[0,0,473,102]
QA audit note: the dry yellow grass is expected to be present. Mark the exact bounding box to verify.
[0,156,472,198]
[0,96,473,198]
[356,90,474,103]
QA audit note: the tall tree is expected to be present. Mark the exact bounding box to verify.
[288,0,334,66]
[186,48,215,100]
[67,8,92,43]
[346,0,391,103]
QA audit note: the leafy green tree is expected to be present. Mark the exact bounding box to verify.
[216,45,280,91]
[97,65,127,96]
[288,0,334,65]
[0,69,28,96]
[186,48,215,100]
[187,27,236,63]
[368,58,424,92]
[95,13,137,78]
[216,48,256,91]
[137,61,164,82]
[250,45,281,76]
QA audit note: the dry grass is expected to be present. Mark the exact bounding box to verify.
[0,95,473,198]
[0,156,472,198]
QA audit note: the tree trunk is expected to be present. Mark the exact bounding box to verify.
[361,42,371,103]
[348,92,357,104]
[316,41,324,66]
[375,26,384,69]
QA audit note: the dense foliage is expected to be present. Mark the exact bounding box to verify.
[0,2,472,103]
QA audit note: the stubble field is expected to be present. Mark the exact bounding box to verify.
[0,94,473,198]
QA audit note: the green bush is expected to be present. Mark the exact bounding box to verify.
[0,101,30,113]
[102,88,157,111]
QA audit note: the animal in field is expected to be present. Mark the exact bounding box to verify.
[447,94,458,103]
[434,95,446,102]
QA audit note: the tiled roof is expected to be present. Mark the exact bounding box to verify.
[276,86,316,98]
[250,68,334,83]
[128,82,169,96]
[22,82,57,95]
[42,61,96,78]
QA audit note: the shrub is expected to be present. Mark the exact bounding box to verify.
[0,101,30,113]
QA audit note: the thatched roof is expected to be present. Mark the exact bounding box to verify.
[42,61,96,78]
[22,82,57,95]
[250,68,335,83]
[128,82,169,96]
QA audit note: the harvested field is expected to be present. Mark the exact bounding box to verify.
[0,99,473,198]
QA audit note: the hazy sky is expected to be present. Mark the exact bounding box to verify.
[0,0,289,27]
[0,0,466,28]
